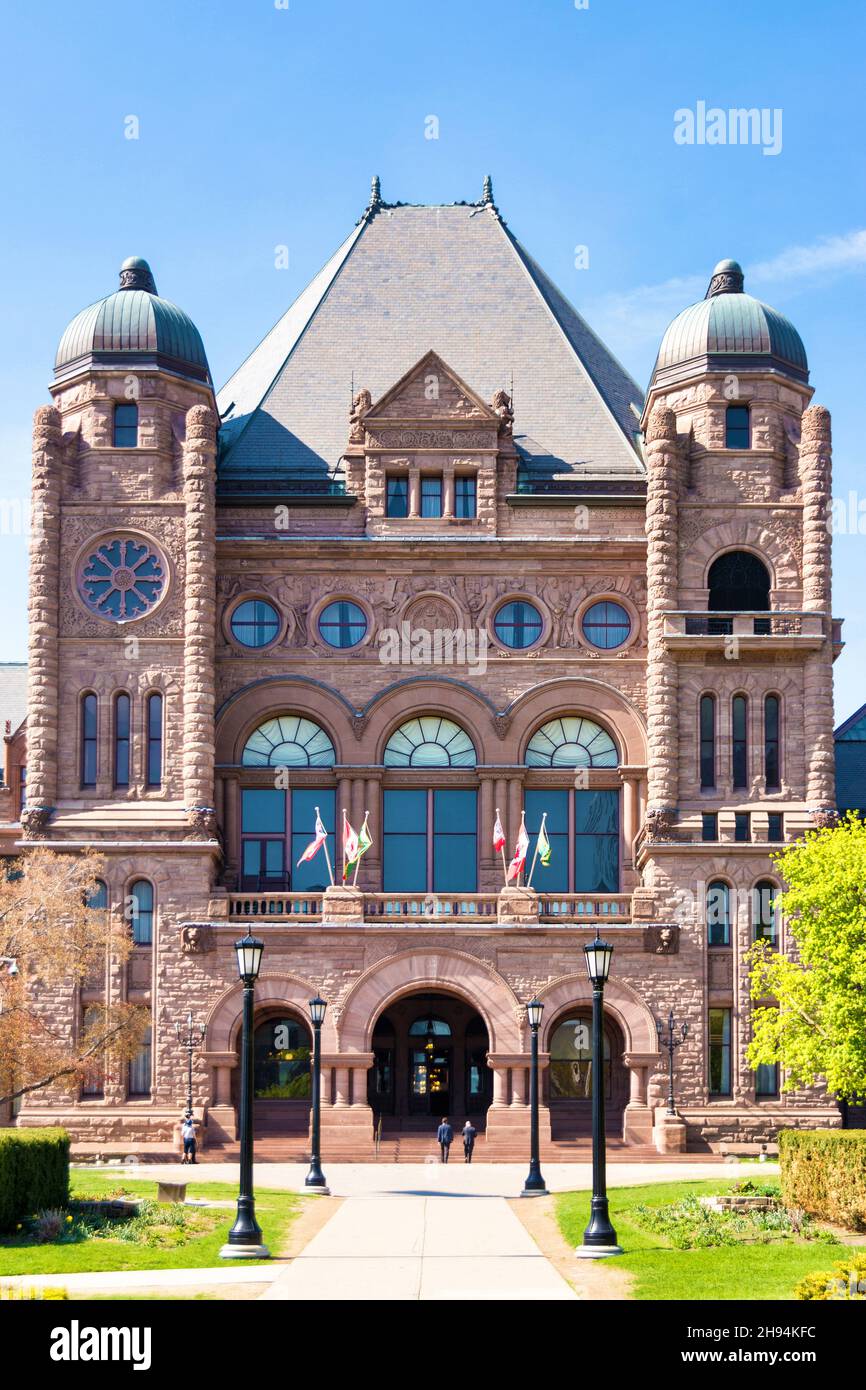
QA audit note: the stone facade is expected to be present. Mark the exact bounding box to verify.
[12,220,844,1156]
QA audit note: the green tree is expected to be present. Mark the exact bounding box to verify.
[747,814,866,1099]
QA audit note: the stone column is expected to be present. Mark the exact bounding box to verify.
[491,1065,509,1108]
[644,404,683,839]
[510,1066,527,1106]
[334,1066,351,1107]
[408,467,420,518]
[181,405,218,832]
[24,405,62,833]
[799,405,836,824]
[442,463,455,518]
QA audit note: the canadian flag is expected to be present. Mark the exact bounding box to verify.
[296,808,328,866]
[492,809,506,854]
[507,816,530,883]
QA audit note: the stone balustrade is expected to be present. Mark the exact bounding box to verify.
[663,609,828,643]
[224,888,634,926]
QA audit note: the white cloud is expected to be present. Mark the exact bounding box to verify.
[585,229,866,359]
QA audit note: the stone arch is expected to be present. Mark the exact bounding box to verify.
[363,681,492,766]
[498,677,647,767]
[337,948,522,1052]
[537,974,659,1055]
[680,519,799,593]
[214,677,349,765]
[205,971,338,1053]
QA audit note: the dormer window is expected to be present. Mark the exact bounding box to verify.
[725,404,750,449]
[114,403,138,448]
[455,476,477,518]
[386,476,408,518]
[421,475,442,518]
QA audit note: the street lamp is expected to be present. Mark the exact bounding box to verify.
[174,1010,206,1116]
[220,933,269,1259]
[656,1010,689,1116]
[575,934,623,1258]
[521,998,547,1196]
[306,994,329,1193]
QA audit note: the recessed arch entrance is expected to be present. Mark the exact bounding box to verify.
[546,1007,628,1139]
[368,990,492,1128]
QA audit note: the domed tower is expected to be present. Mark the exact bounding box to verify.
[638,259,837,1121]
[27,253,219,851]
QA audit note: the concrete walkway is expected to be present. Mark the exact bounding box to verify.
[261,1192,577,1301]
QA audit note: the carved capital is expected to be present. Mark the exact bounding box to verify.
[645,403,678,445]
[20,805,54,838]
[646,807,678,843]
[186,805,217,835]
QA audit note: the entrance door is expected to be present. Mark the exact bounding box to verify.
[409,1047,452,1115]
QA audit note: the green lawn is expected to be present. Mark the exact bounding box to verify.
[0,1173,301,1277]
[555,1180,861,1301]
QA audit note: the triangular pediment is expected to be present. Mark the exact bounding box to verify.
[365,350,497,424]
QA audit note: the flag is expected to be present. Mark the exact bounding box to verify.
[357,813,373,862]
[507,820,530,882]
[342,810,359,880]
[492,810,506,854]
[296,808,328,867]
[536,819,552,867]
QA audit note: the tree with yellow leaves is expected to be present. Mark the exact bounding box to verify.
[0,848,148,1106]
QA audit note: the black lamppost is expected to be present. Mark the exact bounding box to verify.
[174,1010,206,1115]
[656,1009,689,1116]
[521,998,547,1196]
[575,934,623,1258]
[306,995,329,1193]
[220,933,269,1258]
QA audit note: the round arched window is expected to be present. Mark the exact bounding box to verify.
[383,716,476,767]
[242,715,336,767]
[230,599,280,648]
[318,600,368,649]
[78,535,166,622]
[581,600,631,650]
[493,600,543,650]
[525,717,619,768]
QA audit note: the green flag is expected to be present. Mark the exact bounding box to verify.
[537,820,552,867]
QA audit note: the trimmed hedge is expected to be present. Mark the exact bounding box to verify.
[779,1129,866,1230]
[0,1129,70,1232]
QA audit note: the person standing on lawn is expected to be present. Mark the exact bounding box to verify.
[437,1117,453,1163]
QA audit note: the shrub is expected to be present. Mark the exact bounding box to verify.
[31,1208,67,1243]
[0,1284,68,1301]
[0,1129,70,1232]
[630,1194,829,1250]
[779,1130,866,1230]
[795,1253,866,1300]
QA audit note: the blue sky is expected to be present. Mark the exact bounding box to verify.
[1,0,864,719]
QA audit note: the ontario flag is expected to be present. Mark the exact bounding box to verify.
[296,808,328,866]
[536,817,552,868]
[506,816,530,882]
[492,809,506,854]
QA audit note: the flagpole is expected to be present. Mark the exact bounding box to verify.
[342,807,349,882]
[321,824,335,887]
[352,811,369,887]
[526,811,547,890]
[496,807,508,887]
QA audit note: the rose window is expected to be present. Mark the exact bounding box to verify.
[79,536,166,621]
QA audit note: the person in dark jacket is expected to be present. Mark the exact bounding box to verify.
[437,1117,453,1163]
[462,1120,477,1163]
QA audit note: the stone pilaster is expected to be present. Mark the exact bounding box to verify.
[644,404,682,832]
[181,405,218,831]
[799,405,836,822]
[24,405,63,832]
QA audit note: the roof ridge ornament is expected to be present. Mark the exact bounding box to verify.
[118,256,158,295]
[360,175,383,223]
[706,258,744,298]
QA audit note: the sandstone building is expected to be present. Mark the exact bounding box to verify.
[14,180,842,1154]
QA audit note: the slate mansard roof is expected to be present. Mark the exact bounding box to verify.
[217,192,646,485]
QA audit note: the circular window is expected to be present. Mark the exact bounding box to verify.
[581,600,631,650]
[78,535,166,622]
[493,600,543,650]
[318,599,368,649]
[230,598,281,648]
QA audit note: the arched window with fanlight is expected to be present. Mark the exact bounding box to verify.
[707,551,771,634]
[523,716,620,894]
[382,717,477,894]
[239,715,337,891]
